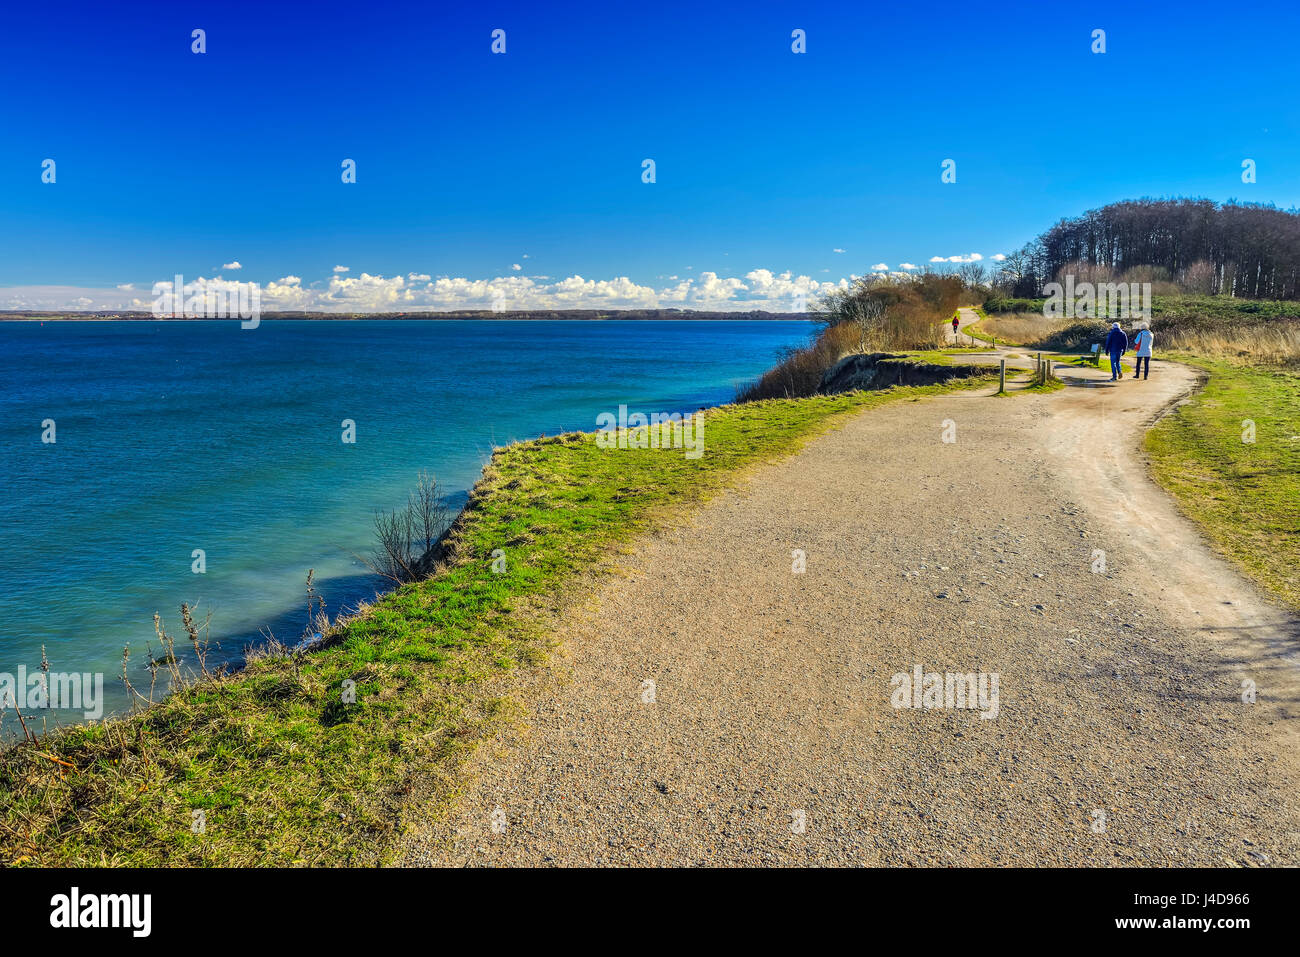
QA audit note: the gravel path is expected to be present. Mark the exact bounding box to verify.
[401,332,1300,866]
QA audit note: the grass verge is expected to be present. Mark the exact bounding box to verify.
[1145,356,1300,609]
[903,348,991,366]
[1,376,995,866]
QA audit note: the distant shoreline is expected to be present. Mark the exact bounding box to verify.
[0,310,813,322]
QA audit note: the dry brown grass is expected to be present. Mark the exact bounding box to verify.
[736,323,863,401]
[738,275,962,402]
[1159,323,1300,367]
[981,311,1300,368]
[978,312,1069,347]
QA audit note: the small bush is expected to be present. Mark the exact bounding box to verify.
[367,471,453,585]
[983,297,1045,315]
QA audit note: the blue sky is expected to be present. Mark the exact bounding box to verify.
[3,0,1298,311]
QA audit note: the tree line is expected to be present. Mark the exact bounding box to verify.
[993,199,1300,300]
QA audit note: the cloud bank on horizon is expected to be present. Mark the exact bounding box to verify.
[0,257,1003,313]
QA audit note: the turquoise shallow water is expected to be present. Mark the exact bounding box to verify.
[0,319,812,725]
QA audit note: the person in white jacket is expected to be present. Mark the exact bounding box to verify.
[1132,322,1154,380]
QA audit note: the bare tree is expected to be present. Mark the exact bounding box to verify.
[367,471,452,585]
[1032,199,1300,300]
[957,262,988,290]
[847,295,885,353]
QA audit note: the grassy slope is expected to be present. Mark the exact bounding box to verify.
[1145,357,1300,610]
[1,377,996,866]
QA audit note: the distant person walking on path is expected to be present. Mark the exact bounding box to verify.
[1132,322,1153,380]
[952,314,960,341]
[1105,322,1128,380]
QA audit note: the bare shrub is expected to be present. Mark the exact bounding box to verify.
[366,471,452,585]
[1179,260,1215,295]
[819,273,961,351]
[1053,260,1115,286]
[737,273,963,401]
[119,603,222,711]
[736,323,859,401]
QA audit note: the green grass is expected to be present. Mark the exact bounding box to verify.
[1055,351,1134,373]
[1019,376,1067,394]
[983,294,1300,327]
[1150,295,1300,324]
[983,297,1045,315]
[1,377,997,866]
[900,350,956,365]
[962,312,998,345]
[1146,357,1300,609]
[897,349,999,367]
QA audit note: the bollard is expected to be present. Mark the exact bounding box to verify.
[998,358,1006,394]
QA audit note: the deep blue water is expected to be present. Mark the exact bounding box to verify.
[0,319,811,726]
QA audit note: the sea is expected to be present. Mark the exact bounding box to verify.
[0,319,813,727]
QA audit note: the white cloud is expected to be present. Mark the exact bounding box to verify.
[898,263,918,271]
[221,261,242,271]
[870,263,889,272]
[990,253,1007,262]
[3,266,863,313]
[511,263,521,271]
[332,265,350,273]
[0,285,143,310]
[833,248,846,253]
[314,272,408,309]
[740,269,830,303]
[263,276,309,308]
[136,275,269,314]
[116,283,134,290]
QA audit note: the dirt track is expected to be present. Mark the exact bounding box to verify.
[401,317,1300,866]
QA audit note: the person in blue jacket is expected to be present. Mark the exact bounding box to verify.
[1104,322,1128,380]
